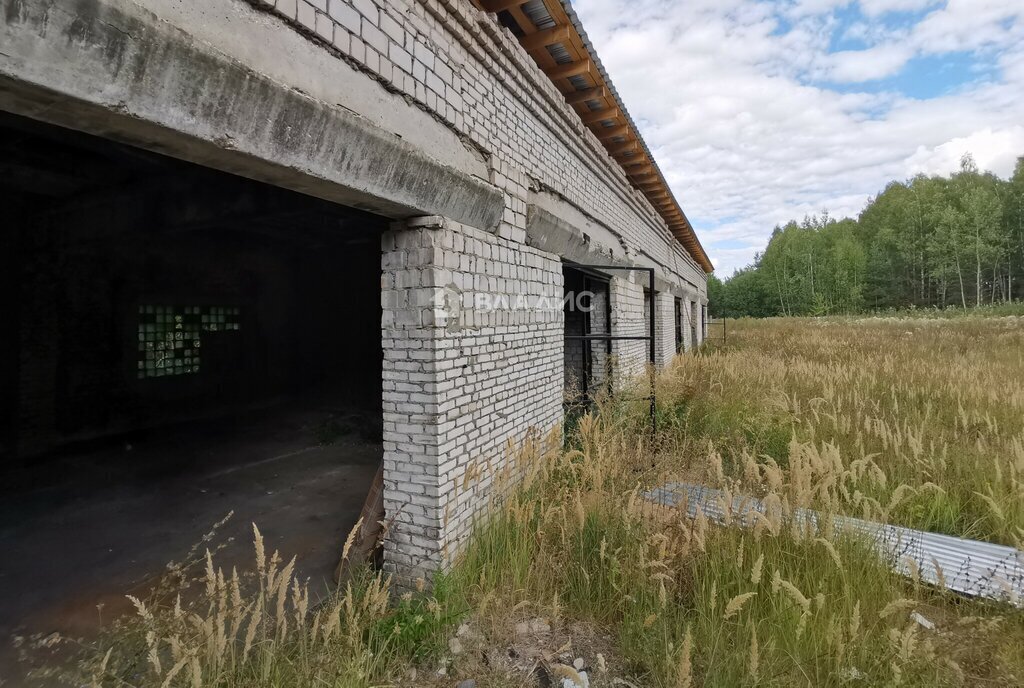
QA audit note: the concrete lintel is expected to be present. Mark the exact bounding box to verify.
[0,0,504,230]
[525,205,617,267]
[526,205,686,295]
[405,216,450,230]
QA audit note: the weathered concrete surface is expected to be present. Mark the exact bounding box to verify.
[526,204,699,298]
[0,0,504,230]
[0,405,380,680]
[0,0,709,592]
[123,0,490,178]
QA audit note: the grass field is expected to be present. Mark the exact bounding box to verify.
[672,315,1024,545]
[43,315,1024,687]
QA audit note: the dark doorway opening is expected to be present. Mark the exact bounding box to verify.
[0,112,385,668]
[690,300,699,350]
[562,264,611,410]
[674,297,683,353]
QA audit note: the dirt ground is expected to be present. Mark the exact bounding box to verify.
[403,614,639,688]
[0,404,380,684]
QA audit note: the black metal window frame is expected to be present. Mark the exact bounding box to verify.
[563,264,657,433]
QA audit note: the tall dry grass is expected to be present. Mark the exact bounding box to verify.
[660,316,1024,546]
[49,314,1024,686]
[450,405,1024,686]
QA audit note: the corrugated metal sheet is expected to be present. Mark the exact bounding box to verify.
[522,0,556,30]
[545,42,573,65]
[646,482,1024,607]
[567,74,589,90]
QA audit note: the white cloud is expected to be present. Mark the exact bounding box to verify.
[709,246,764,276]
[858,0,940,17]
[910,0,1023,55]
[905,126,1024,178]
[573,0,1024,275]
[828,44,914,81]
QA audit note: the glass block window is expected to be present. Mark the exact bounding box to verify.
[136,305,240,379]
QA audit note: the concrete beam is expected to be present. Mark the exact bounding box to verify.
[0,0,504,231]
[525,201,697,296]
[525,205,615,267]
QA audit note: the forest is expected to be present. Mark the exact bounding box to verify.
[709,155,1024,317]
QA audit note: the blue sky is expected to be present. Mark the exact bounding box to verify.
[573,0,1024,275]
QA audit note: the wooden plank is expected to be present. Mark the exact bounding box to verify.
[503,1,567,93]
[333,464,385,584]
[632,181,660,190]
[544,59,592,80]
[520,25,571,51]
[595,124,630,140]
[507,4,539,36]
[540,0,616,121]
[580,107,619,124]
[565,86,605,104]
[627,164,655,176]
[607,140,639,155]
[622,156,651,168]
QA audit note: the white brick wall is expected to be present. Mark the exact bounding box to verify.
[609,274,648,387]
[680,297,701,352]
[248,0,707,295]
[236,0,711,577]
[588,284,610,390]
[3,0,710,583]
[654,291,676,368]
[381,216,563,583]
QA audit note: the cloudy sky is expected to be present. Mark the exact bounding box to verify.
[573,0,1024,275]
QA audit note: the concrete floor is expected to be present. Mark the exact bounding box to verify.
[0,405,380,682]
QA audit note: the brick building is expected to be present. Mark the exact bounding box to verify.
[0,0,711,594]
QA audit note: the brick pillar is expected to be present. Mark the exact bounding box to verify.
[379,224,446,582]
[699,302,708,345]
[692,299,701,349]
[379,216,563,585]
[588,285,610,391]
[609,274,647,388]
[654,291,676,368]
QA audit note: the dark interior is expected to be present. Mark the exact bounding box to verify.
[0,112,386,464]
[0,113,387,669]
[562,264,610,403]
[674,297,683,352]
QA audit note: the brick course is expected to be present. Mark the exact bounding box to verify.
[609,274,648,387]
[132,0,710,574]
[654,291,677,368]
[251,0,706,294]
[1,0,709,581]
[380,216,563,581]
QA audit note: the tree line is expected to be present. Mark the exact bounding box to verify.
[708,155,1024,317]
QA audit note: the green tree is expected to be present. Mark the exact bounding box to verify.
[928,204,969,309]
[1002,157,1024,301]
[962,185,1004,305]
[711,151,1022,317]
[707,274,726,317]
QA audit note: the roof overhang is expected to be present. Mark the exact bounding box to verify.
[473,0,714,273]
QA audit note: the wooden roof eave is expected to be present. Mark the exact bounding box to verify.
[474,0,713,273]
